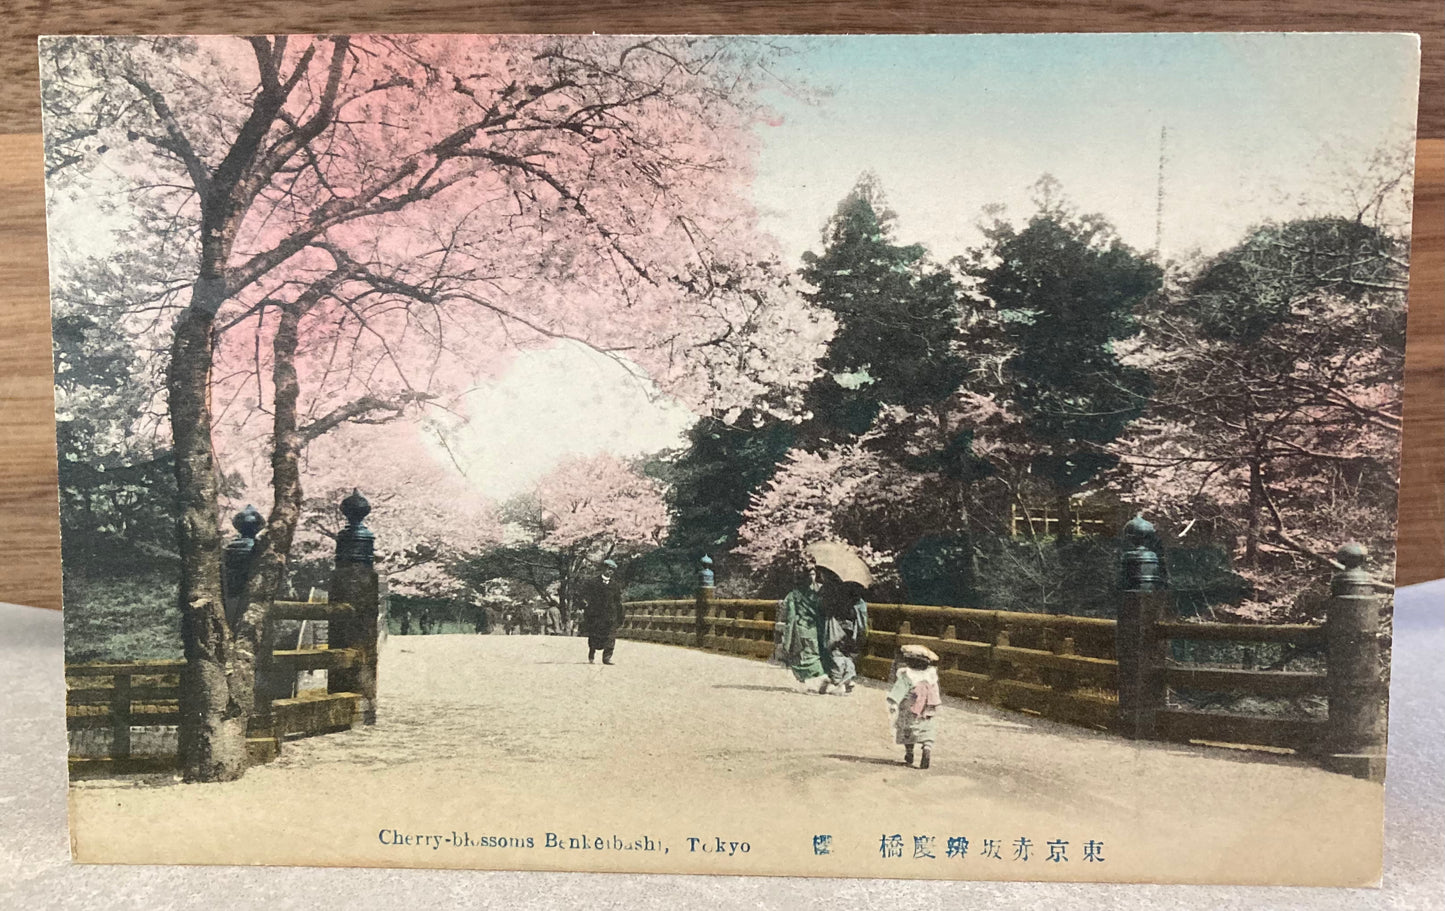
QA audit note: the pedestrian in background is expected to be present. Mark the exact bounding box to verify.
[582,558,625,664]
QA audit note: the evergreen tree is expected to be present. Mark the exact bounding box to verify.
[663,175,972,583]
[665,412,799,560]
[975,178,1162,492]
[798,174,969,447]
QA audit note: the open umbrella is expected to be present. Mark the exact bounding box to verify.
[805,540,873,588]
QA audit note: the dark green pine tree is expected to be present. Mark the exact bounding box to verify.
[661,177,972,593]
[796,176,986,603]
[798,174,969,447]
[654,410,799,586]
[977,178,1162,491]
[52,307,179,573]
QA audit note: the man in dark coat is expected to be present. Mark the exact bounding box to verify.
[581,559,624,664]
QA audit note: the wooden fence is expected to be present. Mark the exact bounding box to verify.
[66,491,381,776]
[67,659,187,775]
[619,520,1388,781]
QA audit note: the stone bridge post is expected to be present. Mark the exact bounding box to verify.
[221,504,262,628]
[223,505,285,719]
[695,555,714,649]
[1116,515,1169,740]
[1323,543,1387,782]
[328,489,380,725]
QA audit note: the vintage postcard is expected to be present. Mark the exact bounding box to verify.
[42,33,1420,883]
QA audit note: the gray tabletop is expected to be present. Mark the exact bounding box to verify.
[3,582,1441,910]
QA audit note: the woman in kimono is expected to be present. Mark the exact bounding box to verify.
[775,566,827,689]
[817,569,868,695]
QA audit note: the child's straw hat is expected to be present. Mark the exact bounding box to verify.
[899,644,939,663]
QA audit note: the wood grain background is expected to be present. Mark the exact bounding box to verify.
[1,3,1440,611]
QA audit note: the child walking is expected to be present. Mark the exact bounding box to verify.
[887,644,942,768]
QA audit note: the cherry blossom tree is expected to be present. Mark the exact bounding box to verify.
[680,177,980,595]
[42,34,828,780]
[533,453,668,619]
[734,443,927,590]
[457,454,667,623]
[534,454,669,553]
[1109,216,1407,617]
[234,420,507,602]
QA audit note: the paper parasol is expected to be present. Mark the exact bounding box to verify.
[805,540,874,588]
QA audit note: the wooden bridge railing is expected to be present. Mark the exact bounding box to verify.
[865,605,1120,730]
[66,659,186,774]
[621,596,1122,729]
[1119,591,1328,753]
[66,491,382,776]
[620,524,1387,782]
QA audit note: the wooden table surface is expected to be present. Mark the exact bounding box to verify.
[1,3,1440,611]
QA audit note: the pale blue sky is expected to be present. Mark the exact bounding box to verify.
[455,34,1421,499]
[751,33,1421,262]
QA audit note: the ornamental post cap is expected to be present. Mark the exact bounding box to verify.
[340,488,371,524]
[232,504,264,538]
[1123,514,1155,541]
[699,554,713,566]
[1336,541,1368,569]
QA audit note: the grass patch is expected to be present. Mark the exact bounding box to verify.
[64,570,182,662]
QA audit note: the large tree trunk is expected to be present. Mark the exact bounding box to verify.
[155,38,351,782]
[172,282,248,781]
[171,138,271,780]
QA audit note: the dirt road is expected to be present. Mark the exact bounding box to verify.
[69,634,1383,884]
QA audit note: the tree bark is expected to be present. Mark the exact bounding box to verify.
[172,281,248,781]
[238,297,307,717]
[171,105,270,780]
[1245,458,1264,568]
[166,39,328,781]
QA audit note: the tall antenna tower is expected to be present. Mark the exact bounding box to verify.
[1154,125,1168,260]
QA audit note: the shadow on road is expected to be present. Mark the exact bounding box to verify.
[824,753,903,767]
[711,683,809,695]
